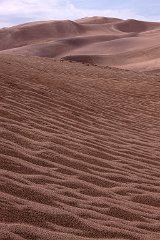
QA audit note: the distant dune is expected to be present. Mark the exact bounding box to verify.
[0,17,160,71]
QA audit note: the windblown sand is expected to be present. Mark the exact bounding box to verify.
[0,54,160,239]
[0,17,160,72]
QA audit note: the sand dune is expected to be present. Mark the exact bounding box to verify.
[76,16,122,24]
[0,54,160,239]
[0,20,85,51]
[0,17,160,71]
[114,19,160,33]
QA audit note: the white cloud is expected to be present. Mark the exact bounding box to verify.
[0,0,148,27]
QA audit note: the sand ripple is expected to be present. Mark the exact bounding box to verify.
[0,55,160,239]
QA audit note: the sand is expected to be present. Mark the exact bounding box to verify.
[0,53,160,239]
[0,17,160,71]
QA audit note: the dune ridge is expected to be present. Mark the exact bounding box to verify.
[0,54,160,239]
[0,17,160,71]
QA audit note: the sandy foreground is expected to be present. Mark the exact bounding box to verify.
[0,54,160,239]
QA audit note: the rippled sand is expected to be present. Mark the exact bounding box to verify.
[0,55,160,240]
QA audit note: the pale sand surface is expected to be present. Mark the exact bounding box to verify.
[0,17,160,71]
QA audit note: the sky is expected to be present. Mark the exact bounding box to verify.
[0,0,160,28]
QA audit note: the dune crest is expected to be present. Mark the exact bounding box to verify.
[115,19,159,33]
[76,16,122,24]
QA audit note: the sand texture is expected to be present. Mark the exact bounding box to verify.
[0,54,160,239]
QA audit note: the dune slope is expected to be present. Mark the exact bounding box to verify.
[0,55,160,239]
[0,17,160,71]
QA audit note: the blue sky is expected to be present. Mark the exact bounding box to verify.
[0,0,160,28]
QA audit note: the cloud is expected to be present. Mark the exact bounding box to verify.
[0,0,154,28]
